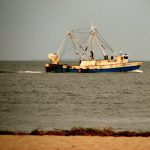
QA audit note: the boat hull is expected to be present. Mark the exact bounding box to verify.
[45,64,142,73]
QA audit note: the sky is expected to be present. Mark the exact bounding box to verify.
[0,0,150,61]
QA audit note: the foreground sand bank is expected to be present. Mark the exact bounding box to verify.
[0,135,150,150]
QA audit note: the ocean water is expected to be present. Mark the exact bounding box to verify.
[0,61,150,132]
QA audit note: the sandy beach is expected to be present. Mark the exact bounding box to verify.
[0,135,150,150]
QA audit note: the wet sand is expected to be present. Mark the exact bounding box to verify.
[0,135,150,150]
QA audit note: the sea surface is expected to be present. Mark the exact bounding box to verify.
[0,61,150,132]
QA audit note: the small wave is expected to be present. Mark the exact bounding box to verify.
[18,71,42,74]
[128,69,143,73]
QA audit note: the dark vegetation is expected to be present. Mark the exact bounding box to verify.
[0,127,150,137]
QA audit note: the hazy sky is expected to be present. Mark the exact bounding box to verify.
[0,0,150,60]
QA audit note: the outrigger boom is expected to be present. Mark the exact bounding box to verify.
[45,24,143,73]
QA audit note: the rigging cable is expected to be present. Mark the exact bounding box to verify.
[96,31,116,55]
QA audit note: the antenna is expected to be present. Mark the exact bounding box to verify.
[90,21,97,32]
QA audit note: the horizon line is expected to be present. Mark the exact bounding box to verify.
[0,59,149,62]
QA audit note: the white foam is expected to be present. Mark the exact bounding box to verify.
[128,69,143,73]
[18,71,42,74]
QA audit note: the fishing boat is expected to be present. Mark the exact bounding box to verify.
[45,23,143,73]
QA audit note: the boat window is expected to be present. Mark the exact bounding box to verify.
[124,56,128,59]
[104,55,108,60]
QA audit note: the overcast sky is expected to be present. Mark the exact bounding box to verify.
[0,0,150,60]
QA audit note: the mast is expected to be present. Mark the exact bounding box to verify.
[90,23,107,58]
[49,23,116,63]
[67,31,85,52]
[56,36,66,55]
[52,31,86,61]
[83,23,116,59]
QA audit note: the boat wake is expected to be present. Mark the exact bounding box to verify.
[18,71,43,74]
[128,69,143,73]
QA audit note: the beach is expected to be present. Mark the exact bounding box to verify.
[0,135,150,150]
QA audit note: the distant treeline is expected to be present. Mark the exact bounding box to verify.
[0,127,150,137]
